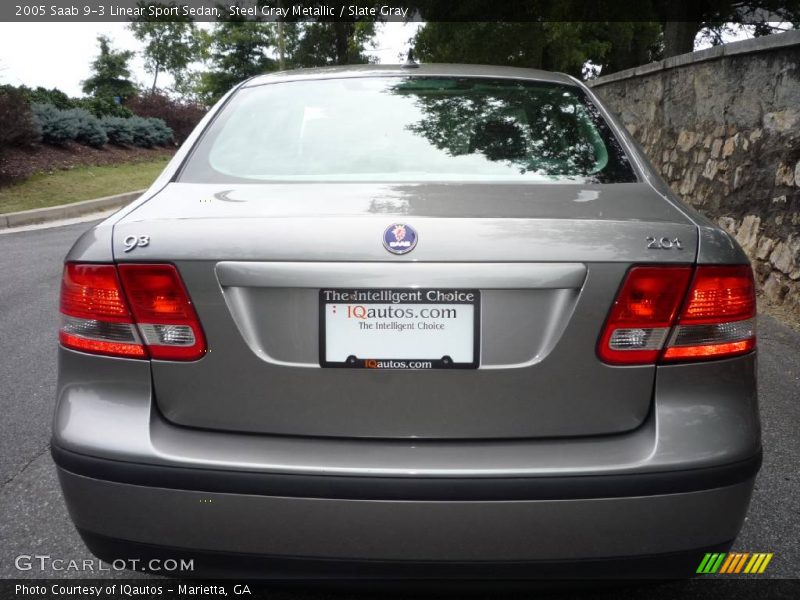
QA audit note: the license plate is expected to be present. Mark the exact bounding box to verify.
[320,289,480,369]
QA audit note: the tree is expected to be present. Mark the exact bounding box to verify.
[194,21,278,104]
[191,10,379,104]
[81,35,137,101]
[292,21,377,67]
[408,1,663,77]
[654,0,800,58]
[129,2,199,92]
[407,0,799,77]
[412,21,658,77]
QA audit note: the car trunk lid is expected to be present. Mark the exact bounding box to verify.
[113,182,696,439]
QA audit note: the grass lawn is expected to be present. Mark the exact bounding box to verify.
[0,157,171,214]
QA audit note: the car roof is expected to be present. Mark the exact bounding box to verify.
[243,63,579,88]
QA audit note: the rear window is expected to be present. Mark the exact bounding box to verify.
[180,76,637,184]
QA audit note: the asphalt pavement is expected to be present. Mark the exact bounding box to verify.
[0,219,798,594]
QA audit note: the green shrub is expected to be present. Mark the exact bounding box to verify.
[100,116,135,146]
[16,85,134,118]
[67,108,108,147]
[75,96,133,119]
[32,103,80,145]
[0,86,41,151]
[21,86,75,110]
[128,116,159,147]
[102,115,172,147]
[146,117,173,146]
[125,92,204,144]
[32,104,109,147]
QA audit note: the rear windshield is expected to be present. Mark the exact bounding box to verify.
[180,76,637,184]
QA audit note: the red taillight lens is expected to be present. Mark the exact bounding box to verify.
[662,265,756,361]
[598,264,757,365]
[117,264,207,361]
[672,265,755,325]
[59,264,147,358]
[597,266,693,365]
[59,263,206,361]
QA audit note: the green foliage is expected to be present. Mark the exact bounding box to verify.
[30,102,171,149]
[82,35,137,101]
[31,103,80,145]
[129,3,198,92]
[18,86,74,110]
[31,104,109,147]
[67,108,108,147]
[412,21,662,78]
[0,86,41,151]
[146,117,174,145]
[590,22,663,76]
[100,116,136,146]
[193,21,278,105]
[125,92,204,144]
[190,18,379,104]
[74,97,134,119]
[406,1,797,75]
[128,117,154,147]
[291,22,377,68]
[14,85,132,117]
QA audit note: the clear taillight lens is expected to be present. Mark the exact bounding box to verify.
[59,263,206,361]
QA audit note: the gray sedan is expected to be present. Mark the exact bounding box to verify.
[52,64,760,579]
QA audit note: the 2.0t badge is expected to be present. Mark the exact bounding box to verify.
[383,223,418,255]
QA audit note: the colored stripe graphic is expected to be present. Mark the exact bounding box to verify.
[697,553,726,573]
[744,553,774,574]
[719,553,737,573]
[696,552,772,574]
[696,553,714,573]
[758,554,774,573]
[733,553,750,573]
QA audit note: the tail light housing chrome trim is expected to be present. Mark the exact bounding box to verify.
[59,263,206,361]
[598,264,756,365]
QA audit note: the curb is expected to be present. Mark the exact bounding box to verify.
[0,189,145,230]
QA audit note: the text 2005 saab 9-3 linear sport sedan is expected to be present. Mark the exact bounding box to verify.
[52,64,760,579]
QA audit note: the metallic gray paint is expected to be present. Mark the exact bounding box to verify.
[54,64,760,569]
[58,468,753,562]
[53,348,759,476]
[151,261,659,438]
[244,63,581,90]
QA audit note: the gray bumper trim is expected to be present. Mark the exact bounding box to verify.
[51,443,762,501]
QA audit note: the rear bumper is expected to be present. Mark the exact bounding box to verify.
[77,529,733,580]
[52,349,762,577]
[52,443,760,501]
[53,445,759,577]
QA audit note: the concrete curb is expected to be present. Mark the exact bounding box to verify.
[0,189,145,230]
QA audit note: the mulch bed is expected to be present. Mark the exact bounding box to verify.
[0,142,176,186]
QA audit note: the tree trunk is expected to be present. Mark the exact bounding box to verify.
[151,63,160,93]
[334,22,351,65]
[277,20,286,70]
[662,21,701,58]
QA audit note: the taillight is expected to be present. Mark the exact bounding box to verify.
[662,265,756,361]
[597,266,693,365]
[59,263,206,361]
[59,264,147,359]
[598,265,756,365]
[117,264,206,360]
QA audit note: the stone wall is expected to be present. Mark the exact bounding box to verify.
[590,31,800,315]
